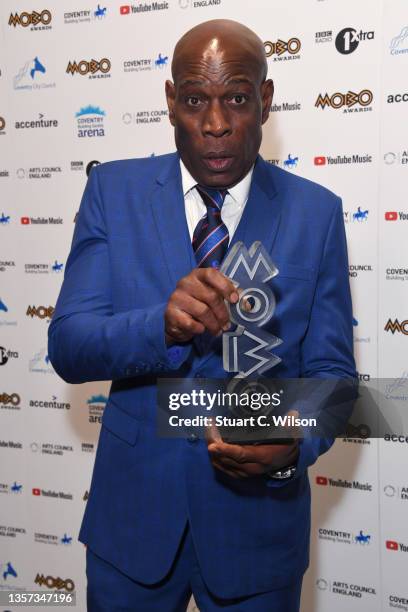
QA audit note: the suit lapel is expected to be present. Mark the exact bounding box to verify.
[230,156,283,255]
[150,154,195,289]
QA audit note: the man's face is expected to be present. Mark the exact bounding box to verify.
[166,39,273,188]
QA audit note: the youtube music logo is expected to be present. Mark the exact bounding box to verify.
[314,156,326,166]
[385,211,398,221]
[316,476,328,485]
[32,487,41,496]
[21,217,30,225]
[386,540,398,551]
[120,5,130,14]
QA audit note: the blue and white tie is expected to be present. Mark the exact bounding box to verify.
[192,186,229,269]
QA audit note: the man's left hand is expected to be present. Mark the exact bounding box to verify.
[206,418,300,479]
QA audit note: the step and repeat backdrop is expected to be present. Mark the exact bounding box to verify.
[0,0,407,610]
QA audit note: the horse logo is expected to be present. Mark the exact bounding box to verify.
[155,53,168,68]
[30,56,46,79]
[355,530,371,545]
[94,4,107,19]
[283,154,298,169]
[353,206,369,222]
[0,213,10,224]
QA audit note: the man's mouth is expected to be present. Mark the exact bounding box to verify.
[202,154,234,172]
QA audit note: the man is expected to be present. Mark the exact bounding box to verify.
[48,19,355,612]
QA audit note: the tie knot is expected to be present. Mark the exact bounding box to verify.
[196,185,228,210]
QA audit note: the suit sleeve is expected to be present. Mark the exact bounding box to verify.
[48,166,191,384]
[267,196,357,488]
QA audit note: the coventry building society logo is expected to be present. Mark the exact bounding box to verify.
[390,26,408,56]
[8,9,52,30]
[123,53,168,73]
[335,27,374,54]
[264,37,301,61]
[76,105,105,138]
[315,89,373,113]
[64,4,107,24]
[66,58,111,79]
[13,57,55,91]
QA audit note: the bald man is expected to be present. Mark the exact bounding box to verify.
[49,19,355,612]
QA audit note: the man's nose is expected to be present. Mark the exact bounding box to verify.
[202,100,232,137]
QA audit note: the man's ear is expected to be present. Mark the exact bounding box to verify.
[165,80,176,126]
[261,79,274,125]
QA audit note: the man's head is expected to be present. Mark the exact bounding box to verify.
[166,19,273,188]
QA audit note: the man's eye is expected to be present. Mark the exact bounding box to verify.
[186,96,201,107]
[230,94,247,105]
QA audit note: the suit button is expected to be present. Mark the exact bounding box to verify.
[187,433,198,443]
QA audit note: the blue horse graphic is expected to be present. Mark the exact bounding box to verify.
[94,4,107,18]
[353,206,369,222]
[155,53,168,67]
[52,260,64,272]
[61,533,73,545]
[283,154,298,169]
[3,562,17,580]
[0,299,8,313]
[355,530,371,544]
[0,213,10,224]
[30,57,46,80]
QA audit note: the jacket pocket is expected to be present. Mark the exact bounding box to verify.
[273,262,314,281]
[101,402,139,445]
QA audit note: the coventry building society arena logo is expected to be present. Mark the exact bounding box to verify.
[75,106,105,138]
[8,9,52,31]
[315,89,373,113]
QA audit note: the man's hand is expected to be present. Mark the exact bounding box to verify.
[206,414,300,479]
[165,268,239,345]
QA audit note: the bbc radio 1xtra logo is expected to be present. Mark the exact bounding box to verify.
[315,89,373,113]
[335,27,374,54]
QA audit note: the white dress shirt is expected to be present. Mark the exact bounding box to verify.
[180,159,254,241]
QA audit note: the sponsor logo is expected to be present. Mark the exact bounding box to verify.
[20,216,63,225]
[17,166,62,179]
[349,264,372,278]
[318,527,371,545]
[0,213,11,225]
[384,319,408,335]
[387,92,408,104]
[86,160,100,176]
[123,52,169,73]
[35,573,75,591]
[0,346,19,365]
[0,393,20,410]
[0,561,18,581]
[76,105,105,138]
[71,161,84,171]
[15,113,58,130]
[315,476,373,491]
[388,595,408,611]
[390,26,408,56]
[384,151,408,165]
[34,532,72,545]
[64,5,107,24]
[384,483,408,501]
[0,299,17,327]
[315,30,333,44]
[270,100,301,112]
[30,442,74,456]
[87,394,108,424]
[0,481,22,494]
[315,578,376,598]
[178,0,221,6]
[29,348,54,374]
[81,442,95,453]
[26,305,54,321]
[386,540,408,552]
[122,109,168,125]
[386,267,408,281]
[264,38,301,61]
[32,488,73,501]
[0,440,23,449]
[335,27,374,54]
[343,207,369,223]
[0,170,9,177]
[282,154,299,170]
[315,89,373,112]
[13,57,55,91]
[120,2,169,14]
[385,374,408,402]
[0,116,5,134]
[8,10,52,30]
[25,260,64,274]
[29,396,70,410]
[385,211,398,221]
[314,153,372,166]
[66,58,111,78]
[0,525,26,538]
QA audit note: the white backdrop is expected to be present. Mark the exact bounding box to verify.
[0,1,407,611]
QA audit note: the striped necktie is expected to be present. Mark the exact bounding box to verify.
[192,186,229,268]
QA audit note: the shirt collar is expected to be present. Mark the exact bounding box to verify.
[179,158,254,205]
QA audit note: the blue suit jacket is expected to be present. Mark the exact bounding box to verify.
[48,153,356,598]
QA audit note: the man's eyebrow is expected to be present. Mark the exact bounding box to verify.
[179,79,206,87]
[224,77,252,85]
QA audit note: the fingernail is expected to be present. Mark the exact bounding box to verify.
[223,323,231,331]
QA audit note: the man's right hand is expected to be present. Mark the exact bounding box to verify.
[164,268,239,346]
